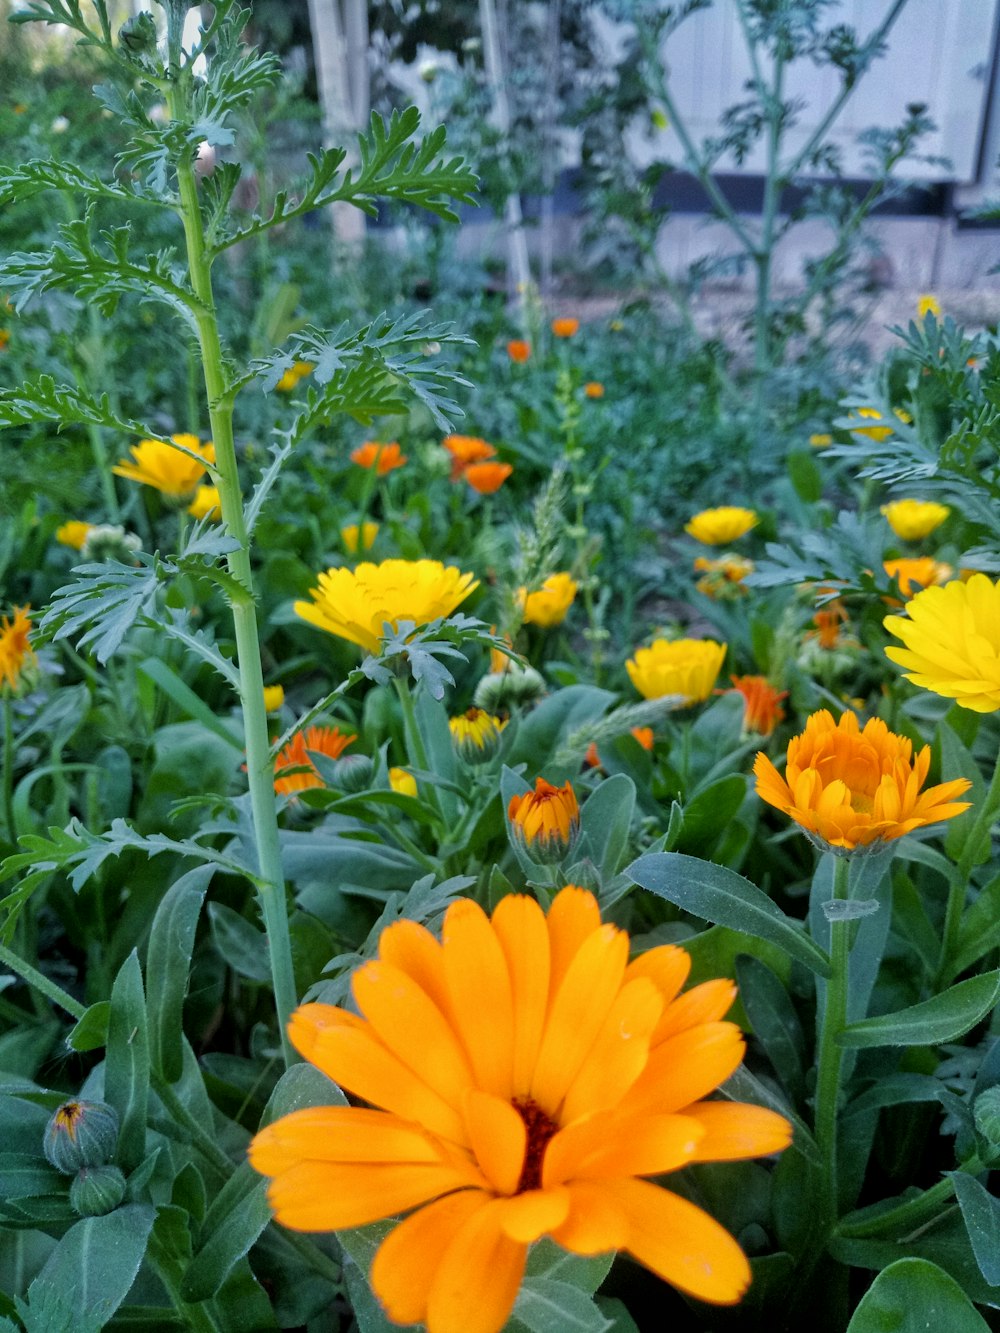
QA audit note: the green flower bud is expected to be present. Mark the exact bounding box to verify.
[70,1165,126,1217]
[974,1086,1000,1150]
[474,666,546,714]
[330,754,374,793]
[43,1100,120,1175]
[118,12,159,59]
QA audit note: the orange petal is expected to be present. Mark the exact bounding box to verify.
[621,1023,745,1115]
[624,944,691,1008]
[443,899,515,1098]
[546,886,602,1000]
[465,1090,525,1196]
[544,1112,702,1185]
[685,1101,793,1161]
[353,960,475,1107]
[549,1179,630,1254]
[378,919,451,1015]
[267,1159,482,1232]
[609,1178,751,1304]
[250,1106,442,1175]
[370,1191,491,1327]
[654,979,737,1042]
[426,1198,528,1333]
[492,894,551,1098]
[560,978,663,1123]
[496,1187,570,1242]
[295,1007,468,1145]
[530,925,629,1117]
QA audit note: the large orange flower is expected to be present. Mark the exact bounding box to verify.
[754,709,971,851]
[351,441,407,475]
[273,725,356,796]
[443,435,496,481]
[249,888,791,1333]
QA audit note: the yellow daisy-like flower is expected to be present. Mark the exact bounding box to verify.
[55,521,94,551]
[880,499,950,542]
[684,507,758,546]
[518,572,578,628]
[0,605,34,692]
[188,485,222,520]
[884,573,1000,712]
[389,767,418,798]
[449,708,506,763]
[917,294,941,319]
[112,435,215,503]
[754,709,971,852]
[847,408,892,442]
[626,638,727,704]
[341,522,379,555]
[507,778,580,864]
[883,557,952,600]
[249,887,792,1333]
[294,559,479,655]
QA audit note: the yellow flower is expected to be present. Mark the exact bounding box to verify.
[0,605,34,692]
[249,887,791,1332]
[684,507,758,546]
[263,685,285,713]
[112,435,215,502]
[275,361,316,392]
[518,572,578,628]
[449,708,506,763]
[55,521,94,550]
[808,433,833,449]
[389,767,418,798]
[883,557,952,600]
[884,573,1000,712]
[847,408,892,442]
[507,778,580,863]
[754,709,971,852]
[188,485,222,520]
[880,499,950,541]
[917,294,941,319]
[626,638,727,704]
[294,559,479,655]
[341,522,379,554]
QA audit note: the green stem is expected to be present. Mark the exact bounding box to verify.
[0,941,87,1020]
[394,675,430,772]
[938,744,1000,986]
[814,854,851,1226]
[172,123,297,1066]
[2,695,16,843]
[837,1156,984,1240]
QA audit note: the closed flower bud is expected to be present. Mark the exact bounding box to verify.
[118,11,159,60]
[70,1164,126,1217]
[44,1100,120,1175]
[449,708,506,764]
[474,666,546,713]
[330,753,374,792]
[508,777,580,864]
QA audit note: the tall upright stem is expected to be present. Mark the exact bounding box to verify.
[173,140,297,1066]
[938,745,1000,986]
[814,854,851,1225]
[750,35,785,454]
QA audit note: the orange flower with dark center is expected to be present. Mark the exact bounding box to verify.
[508,777,580,864]
[249,887,792,1333]
[274,726,356,796]
[443,435,496,480]
[723,676,787,737]
[350,441,407,475]
[551,317,580,338]
[754,709,971,852]
[507,340,531,363]
[465,461,512,495]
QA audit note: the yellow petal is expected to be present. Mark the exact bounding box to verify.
[492,894,551,1097]
[685,1101,793,1161]
[496,1187,570,1242]
[443,899,515,1098]
[426,1199,528,1333]
[267,1159,481,1232]
[370,1191,491,1327]
[464,1090,525,1196]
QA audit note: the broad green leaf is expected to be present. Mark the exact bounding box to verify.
[735,954,806,1105]
[0,1153,65,1201]
[578,773,635,880]
[677,775,748,858]
[28,1204,155,1325]
[147,866,213,1083]
[509,1278,612,1333]
[951,874,1000,981]
[838,971,1000,1048]
[952,1172,1000,1287]
[626,852,831,977]
[104,951,149,1172]
[207,901,272,983]
[845,1256,991,1332]
[66,1001,111,1054]
[524,1240,613,1293]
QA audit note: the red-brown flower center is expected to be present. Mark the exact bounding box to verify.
[512,1097,559,1192]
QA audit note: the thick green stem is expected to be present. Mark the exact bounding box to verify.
[814,854,851,1227]
[938,745,1000,986]
[0,941,87,1020]
[173,139,297,1066]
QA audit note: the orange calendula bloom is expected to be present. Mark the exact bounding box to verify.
[112,435,215,503]
[249,887,792,1332]
[518,572,578,628]
[274,726,355,796]
[723,676,787,737]
[694,554,754,599]
[464,461,513,495]
[508,778,580,864]
[507,339,531,363]
[55,521,94,551]
[295,559,479,655]
[583,382,604,399]
[0,605,34,692]
[883,557,952,600]
[585,726,654,770]
[551,317,580,338]
[443,435,496,481]
[350,441,407,475]
[754,709,971,853]
[0,329,9,351]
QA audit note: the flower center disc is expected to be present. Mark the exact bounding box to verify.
[513,1097,559,1192]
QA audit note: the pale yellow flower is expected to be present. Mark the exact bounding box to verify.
[626,638,727,703]
[55,521,94,551]
[263,685,285,713]
[880,499,950,542]
[684,508,758,546]
[917,294,941,319]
